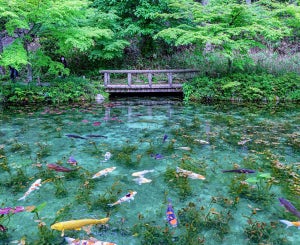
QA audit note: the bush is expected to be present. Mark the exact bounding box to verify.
[183,72,300,102]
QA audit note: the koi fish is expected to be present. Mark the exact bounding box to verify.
[163,134,168,143]
[92,167,116,179]
[131,169,155,177]
[176,146,191,151]
[222,169,256,174]
[133,176,152,185]
[166,199,178,228]
[18,179,42,201]
[47,163,77,172]
[238,139,251,145]
[51,217,109,236]
[194,139,209,144]
[65,134,87,139]
[0,206,25,215]
[86,134,108,138]
[67,156,78,166]
[103,152,112,162]
[65,237,116,245]
[108,191,137,207]
[176,167,205,180]
[150,153,164,160]
[279,198,300,219]
[279,220,300,229]
[0,224,7,232]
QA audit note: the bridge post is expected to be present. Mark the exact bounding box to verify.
[104,72,110,86]
[167,72,173,87]
[148,73,152,87]
[128,73,132,86]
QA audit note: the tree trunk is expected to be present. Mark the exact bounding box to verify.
[27,63,33,83]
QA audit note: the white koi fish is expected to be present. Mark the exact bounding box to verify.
[65,237,116,245]
[103,152,112,162]
[176,167,205,180]
[108,191,137,207]
[18,179,42,201]
[194,139,209,144]
[92,167,116,179]
[131,169,154,177]
[133,176,152,185]
[176,146,191,151]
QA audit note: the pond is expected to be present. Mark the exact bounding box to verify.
[0,97,299,245]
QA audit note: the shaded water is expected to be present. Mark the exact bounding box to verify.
[0,97,299,245]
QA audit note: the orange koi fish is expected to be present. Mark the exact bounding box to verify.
[65,237,116,245]
[92,167,116,179]
[176,167,205,180]
[166,199,178,228]
[280,220,300,229]
[108,191,137,207]
[18,179,42,201]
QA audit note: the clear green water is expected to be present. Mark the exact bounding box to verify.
[0,97,299,245]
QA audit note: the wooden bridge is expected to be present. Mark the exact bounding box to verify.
[99,69,200,93]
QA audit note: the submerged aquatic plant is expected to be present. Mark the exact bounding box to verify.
[178,200,232,243]
[245,173,276,203]
[244,218,290,245]
[164,166,192,200]
[132,221,175,245]
[4,168,30,193]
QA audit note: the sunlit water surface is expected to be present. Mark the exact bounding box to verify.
[0,97,299,245]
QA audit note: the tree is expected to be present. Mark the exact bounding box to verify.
[0,0,126,82]
[154,0,294,73]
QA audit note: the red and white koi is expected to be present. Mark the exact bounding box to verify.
[108,191,137,207]
[65,237,116,245]
[176,167,205,180]
[92,167,116,179]
[18,179,42,201]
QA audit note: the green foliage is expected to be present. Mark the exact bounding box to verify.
[155,0,293,71]
[0,77,108,105]
[0,41,27,69]
[183,72,300,102]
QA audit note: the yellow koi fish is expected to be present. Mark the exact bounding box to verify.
[18,179,42,201]
[92,167,116,179]
[280,220,300,229]
[176,167,205,180]
[65,237,116,245]
[108,191,137,207]
[51,217,109,236]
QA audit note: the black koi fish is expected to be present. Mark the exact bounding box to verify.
[65,134,87,139]
[279,197,300,219]
[222,169,255,174]
[85,134,108,138]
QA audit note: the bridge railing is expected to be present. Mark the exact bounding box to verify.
[99,69,200,88]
